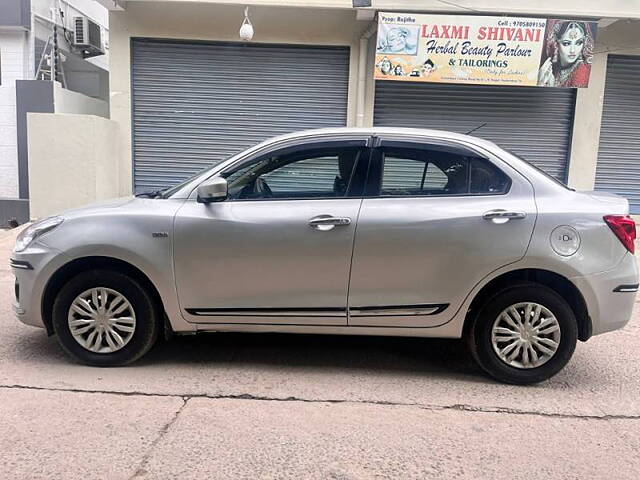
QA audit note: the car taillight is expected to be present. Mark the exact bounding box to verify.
[604,215,636,254]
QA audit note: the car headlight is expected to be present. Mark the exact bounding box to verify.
[14,216,64,253]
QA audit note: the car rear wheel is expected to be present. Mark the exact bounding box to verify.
[467,283,577,384]
[52,269,160,366]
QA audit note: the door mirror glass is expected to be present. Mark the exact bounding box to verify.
[197,177,228,203]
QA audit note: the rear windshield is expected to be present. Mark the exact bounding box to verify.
[505,149,574,191]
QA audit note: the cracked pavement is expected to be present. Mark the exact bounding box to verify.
[1,228,640,479]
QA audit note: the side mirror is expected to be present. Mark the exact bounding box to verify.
[197,177,228,203]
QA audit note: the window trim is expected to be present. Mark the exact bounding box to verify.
[217,140,372,202]
[367,140,512,199]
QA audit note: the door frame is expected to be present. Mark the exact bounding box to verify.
[345,133,537,327]
[176,135,374,326]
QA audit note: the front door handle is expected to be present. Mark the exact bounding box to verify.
[308,215,352,231]
[483,209,527,224]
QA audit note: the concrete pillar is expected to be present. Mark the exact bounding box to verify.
[362,34,376,127]
[565,52,608,191]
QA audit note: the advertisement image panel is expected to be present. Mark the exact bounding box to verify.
[374,13,597,88]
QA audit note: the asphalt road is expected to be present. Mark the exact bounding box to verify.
[1,227,640,479]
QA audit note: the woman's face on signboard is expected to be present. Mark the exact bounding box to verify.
[557,24,585,68]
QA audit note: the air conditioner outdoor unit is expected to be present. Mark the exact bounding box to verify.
[73,16,104,58]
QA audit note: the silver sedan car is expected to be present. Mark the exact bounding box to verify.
[11,128,638,384]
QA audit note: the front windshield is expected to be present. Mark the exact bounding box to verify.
[157,141,269,199]
[159,166,212,198]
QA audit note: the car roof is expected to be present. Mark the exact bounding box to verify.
[262,127,499,151]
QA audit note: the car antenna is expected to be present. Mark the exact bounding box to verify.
[465,122,487,135]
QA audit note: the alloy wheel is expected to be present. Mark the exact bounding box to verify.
[490,302,561,369]
[67,287,137,353]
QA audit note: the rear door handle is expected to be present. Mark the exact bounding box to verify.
[308,215,351,231]
[483,209,526,224]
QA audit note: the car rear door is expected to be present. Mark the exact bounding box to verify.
[174,137,370,326]
[347,136,537,327]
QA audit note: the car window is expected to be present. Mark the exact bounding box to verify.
[262,156,339,194]
[379,146,509,196]
[381,157,424,192]
[423,163,449,190]
[470,158,511,194]
[222,146,364,200]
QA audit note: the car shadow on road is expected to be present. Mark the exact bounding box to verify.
[11,327,604,387]
[136,331,485,379]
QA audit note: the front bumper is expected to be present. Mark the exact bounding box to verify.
[571,252,639,336]
[11,241,70,330]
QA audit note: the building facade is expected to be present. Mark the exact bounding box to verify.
[0,0,109,224]
[26,0,640,218]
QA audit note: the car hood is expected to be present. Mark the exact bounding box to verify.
[54,196,138,219]
[53,196,187,222]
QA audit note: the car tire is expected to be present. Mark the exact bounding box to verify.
[467,283,578,385]
[52,269,160,366]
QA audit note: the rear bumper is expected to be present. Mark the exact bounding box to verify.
[571,252,638,336]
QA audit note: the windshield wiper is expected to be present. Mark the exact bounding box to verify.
[135,189,166,199]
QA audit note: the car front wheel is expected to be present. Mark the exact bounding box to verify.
[467,283,578,384]
[52,269,160,366]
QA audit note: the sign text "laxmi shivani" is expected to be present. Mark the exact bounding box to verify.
[421,24,543,42]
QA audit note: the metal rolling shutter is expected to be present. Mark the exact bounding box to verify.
[595,56,640,214]
[131,39,350,192]
[374,81,576,181]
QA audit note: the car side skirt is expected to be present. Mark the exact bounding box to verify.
[191,322,462,338]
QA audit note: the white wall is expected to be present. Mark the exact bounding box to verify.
[63,0,110,71]
[0,31,28,198]
[0,0,110,202]
[60,0,109,30]
[32,0,110,71]
[27,112,120,219]
[127,0,640,19]
[368,0,640,18]
[53,82,109,117]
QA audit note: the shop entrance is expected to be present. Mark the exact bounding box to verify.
[595,55,640,214]
[373,81,576,182]
[131,39,350,193]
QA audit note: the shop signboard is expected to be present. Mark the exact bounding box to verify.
[374,13,597,88]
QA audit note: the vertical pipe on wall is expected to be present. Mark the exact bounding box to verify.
[356,23,377,127]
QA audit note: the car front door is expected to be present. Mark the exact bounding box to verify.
[174,137,370,325]
[347,137,537,327]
